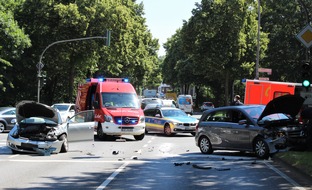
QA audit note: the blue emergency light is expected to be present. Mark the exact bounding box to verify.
[122,78,129,83]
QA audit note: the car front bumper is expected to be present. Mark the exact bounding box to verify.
[7,134,63,154]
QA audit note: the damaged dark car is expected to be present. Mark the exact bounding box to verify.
[7,100,95,155]
[195,95,308,159]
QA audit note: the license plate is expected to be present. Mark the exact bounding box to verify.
[121,128,133,132]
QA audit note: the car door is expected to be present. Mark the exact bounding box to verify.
[201,110,232,148]
[67,110,95,142]
[227,109,253,150]
[144,109,156,132]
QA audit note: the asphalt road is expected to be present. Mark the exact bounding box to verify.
[1,129,312,190]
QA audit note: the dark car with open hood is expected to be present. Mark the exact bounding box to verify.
[7,100,95,155]
[195,95,307,159]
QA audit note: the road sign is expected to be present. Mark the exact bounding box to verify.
[36,63,44,70]
[296,24,312,48]
[258,68,272,75]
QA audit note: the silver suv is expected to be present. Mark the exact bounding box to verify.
[195,95,306,159]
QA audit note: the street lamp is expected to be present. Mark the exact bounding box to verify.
[37,30,111,102]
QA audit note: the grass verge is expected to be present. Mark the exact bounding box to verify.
[275,151,312,177]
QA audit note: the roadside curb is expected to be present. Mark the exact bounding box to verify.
[272,156,312,188]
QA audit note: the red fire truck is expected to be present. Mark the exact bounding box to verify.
[76,78,145,140]
[244,79,312,105]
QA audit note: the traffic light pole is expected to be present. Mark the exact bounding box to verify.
[37,30,111,102]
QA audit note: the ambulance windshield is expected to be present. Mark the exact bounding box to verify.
[101,92,140,108]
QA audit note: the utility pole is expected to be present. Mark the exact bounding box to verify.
[255,0,261,80]
[37,30,111,102]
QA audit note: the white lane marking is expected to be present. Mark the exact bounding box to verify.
[8,155,19,159]
[96,162,129,190]
[264,161,306,190]
[143,144,148,148]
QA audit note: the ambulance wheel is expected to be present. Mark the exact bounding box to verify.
[97,124,107,140]
[134,133,145,140]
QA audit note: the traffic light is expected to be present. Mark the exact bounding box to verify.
[39,71,47,88]
[302,62,311,90]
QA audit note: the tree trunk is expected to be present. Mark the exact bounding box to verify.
[225,69,229,105]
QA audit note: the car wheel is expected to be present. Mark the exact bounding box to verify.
[199,136,213,154]
[164,124,172,136]
[254,138,269,159]
[59,134,69,153]
[134,133,145,140]
[0,122,5,133]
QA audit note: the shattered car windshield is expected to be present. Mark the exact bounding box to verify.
[20,117,57,125]
[102,92,140,108]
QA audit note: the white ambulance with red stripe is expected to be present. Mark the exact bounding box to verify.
[76,78,145,140]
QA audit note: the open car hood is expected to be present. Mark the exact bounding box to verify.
[258,95,304,121]
[16,100,59,123]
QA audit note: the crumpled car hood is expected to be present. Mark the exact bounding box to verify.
[258,95,304,121]
[16,100,59,123]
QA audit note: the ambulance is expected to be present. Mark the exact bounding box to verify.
[76,78,145,140]
[244,79,312,106]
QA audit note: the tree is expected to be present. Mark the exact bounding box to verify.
[0,0,31,105]
[163,0,268,105]
[7,0,158,104]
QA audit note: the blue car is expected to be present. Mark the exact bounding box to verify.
[144,107,198,136]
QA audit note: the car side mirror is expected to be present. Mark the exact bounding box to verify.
[93,101,99,109]
[238,119,248,125]
[11,119,17,124]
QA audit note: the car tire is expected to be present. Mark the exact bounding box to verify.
[199,136,213,154]
[134,133,145,140]
[97,124,110,140]
[59,134,69,153]
[254,138,269,159]
[11,149,20,154]
[164,124,172,136]
[0,122,5,133]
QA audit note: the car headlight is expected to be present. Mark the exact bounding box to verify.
[140,116,145,123]
[104,115,113,122]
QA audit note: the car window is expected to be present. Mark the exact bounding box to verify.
[155,109,162,117]
[204,110,228,122]
[69,105,76,111]
[229,110,246,123]
[4,109,15,115]
[69,111,94,123]
[162,109,187,117]
[52,104,69,111]
[144,109,155,116]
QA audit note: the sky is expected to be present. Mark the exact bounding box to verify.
[140,0,199,56]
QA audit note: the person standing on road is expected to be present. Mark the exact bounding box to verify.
[231,95,243,106]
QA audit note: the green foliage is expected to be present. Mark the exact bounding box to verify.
[0,0,31,95]
[0,0,159,105]
[164,0,266,105]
